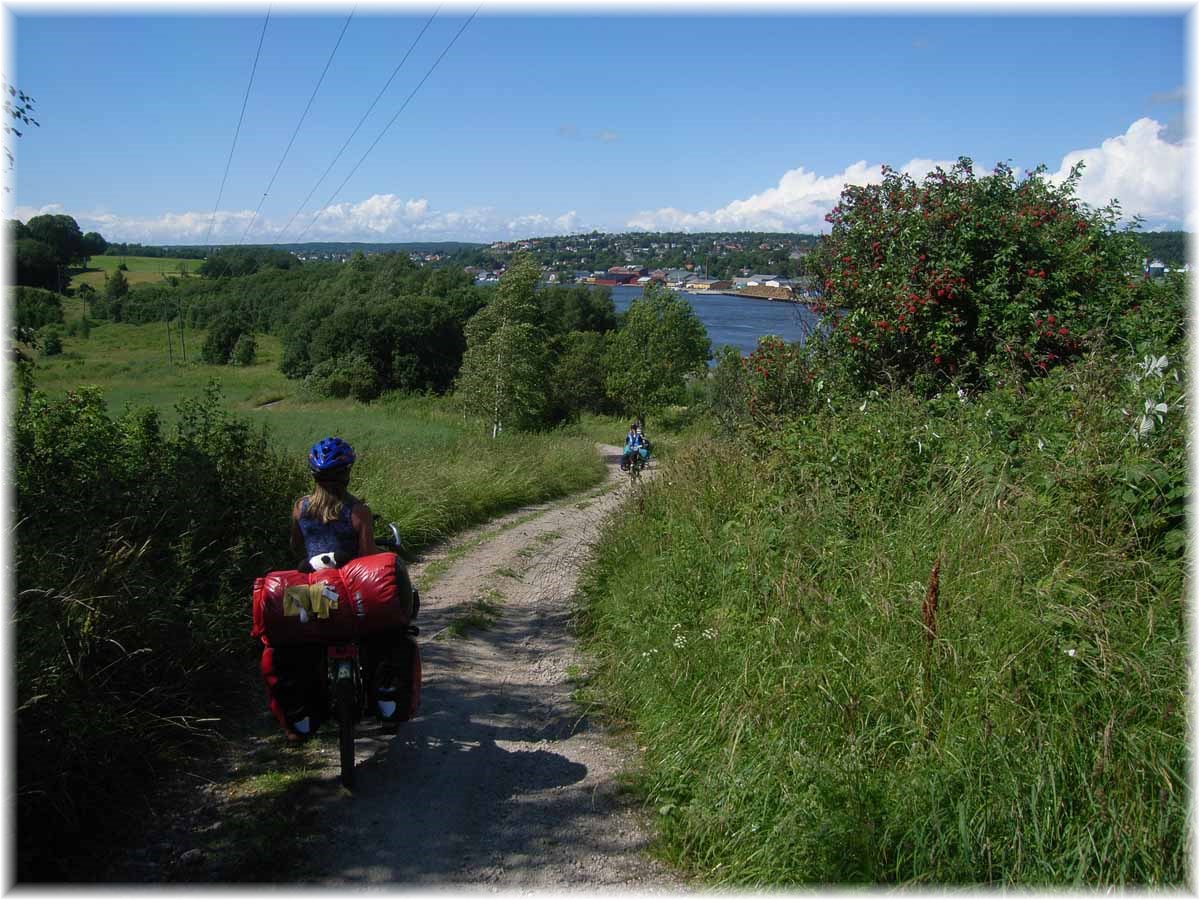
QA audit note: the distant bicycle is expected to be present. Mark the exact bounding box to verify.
[628,452,648,483]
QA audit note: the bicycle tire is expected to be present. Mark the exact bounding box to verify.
[335,674,356,789]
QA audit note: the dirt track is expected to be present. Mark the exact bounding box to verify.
[287,443,679,888]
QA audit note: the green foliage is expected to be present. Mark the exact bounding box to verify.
[277,254,483,396]
[302,350,379,401]
[104,267,130,302]
[14,383,307,879]
[808,159,1144,392]
[66,315,93,340]
[200,311,252,365]
[40,325,63,356]
[198,246,299,278]
[14,285,64,333]
[231,331,257,366]
[1132,231,1187,267]
[15,236,59,290]
[81,230,108,258]
[455,253,547,436]
[537,283,618,335]
[603,282,711,419]
[580,345,1186,884]
[26,212,85,265]
[546,330,612,422]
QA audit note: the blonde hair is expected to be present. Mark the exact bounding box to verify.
[304,468,352,523]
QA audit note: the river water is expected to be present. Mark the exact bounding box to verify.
[605,284,820,356]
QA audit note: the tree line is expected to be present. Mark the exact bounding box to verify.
[70,245,711,427]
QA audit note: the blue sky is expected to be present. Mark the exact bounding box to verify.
[7,7,1190,244]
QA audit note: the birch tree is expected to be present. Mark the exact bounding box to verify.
[455,253,546,437]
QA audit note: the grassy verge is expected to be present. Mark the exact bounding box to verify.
[576,356,1186,885]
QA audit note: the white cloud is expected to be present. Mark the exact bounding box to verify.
[626,157,953,233]
[32,194,585,244]
[595,129,620,143]
[1047,117,1189,227]
[628,117,1190,234]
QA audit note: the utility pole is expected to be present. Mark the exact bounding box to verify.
[165,315,174,364]
[177,299,187,362]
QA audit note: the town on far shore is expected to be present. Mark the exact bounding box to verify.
[463,232,822,303]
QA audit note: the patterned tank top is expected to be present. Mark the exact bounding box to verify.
[297,497,359,559]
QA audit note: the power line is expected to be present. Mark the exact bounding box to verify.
[297,8,478,242]
[274,7,441,244]
[238,9,355,245]
[203,8,271,253]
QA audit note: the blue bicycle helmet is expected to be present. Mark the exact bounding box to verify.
[308,436,356,473]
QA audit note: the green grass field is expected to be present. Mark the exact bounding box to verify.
[29,310,609,547]
[70,254,203,290]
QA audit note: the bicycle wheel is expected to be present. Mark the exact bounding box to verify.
[335,672,356,789]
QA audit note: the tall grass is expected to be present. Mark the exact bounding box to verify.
[576,353,1186,885]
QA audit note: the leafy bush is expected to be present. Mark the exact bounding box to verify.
[14,383,306,879]
[200,311,252,365]
[39,325,63,356]
[14,285,64,333]
[808,159,1144,392]
[301,351,379,401]
[231,332,257,366]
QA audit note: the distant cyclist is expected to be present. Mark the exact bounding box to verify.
[620,421,650,471]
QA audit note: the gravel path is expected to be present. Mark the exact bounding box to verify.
[290,444,680,888]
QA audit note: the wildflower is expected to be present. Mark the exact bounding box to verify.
[1065,648,1076,658]
[1037,438,1045,452]
[1138,354,1169,380]
[702,628,719,640]
[673,634,687,649]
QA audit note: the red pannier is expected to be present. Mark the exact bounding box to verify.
[251,552,415,646]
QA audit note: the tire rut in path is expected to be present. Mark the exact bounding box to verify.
[297,443,682,888]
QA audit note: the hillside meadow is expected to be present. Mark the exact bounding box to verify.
[30,303,618,545]
[69,254,202,290]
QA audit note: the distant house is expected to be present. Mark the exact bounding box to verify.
[1145,258,1167,279]
[684,277,732,291]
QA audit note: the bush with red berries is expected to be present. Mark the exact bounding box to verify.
[808,158,1145,392]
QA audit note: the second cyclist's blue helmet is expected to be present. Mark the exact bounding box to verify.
[308,436,356,474]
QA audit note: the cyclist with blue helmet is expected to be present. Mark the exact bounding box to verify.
[289,436,375,569]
